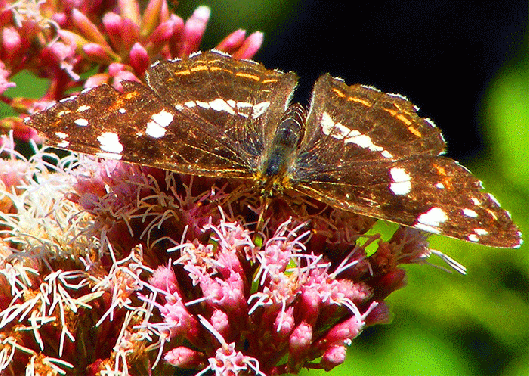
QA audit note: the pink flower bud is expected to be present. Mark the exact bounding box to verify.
[82,43,112,63]
[142,0,164,36]
[231,31,263,60]
[321,345,347,371]
[147,19,175,45]
[129,42,150,76]
[118,0,141,26]
[84,73,110,88]
[180,6,210,56]
[290,322,312,356]
[319,314,362,346]
[164,347,204,368]
[120,17,141,53]
[273,306,295,339]
[2,27,22,61]
[210,309,229,338]
[149,265,178,294]
[216,29,247,53]
[72,9,109,48]
[102,12,123,51]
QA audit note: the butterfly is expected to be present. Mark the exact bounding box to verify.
[26,50,522,248]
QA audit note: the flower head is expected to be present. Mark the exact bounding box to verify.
[0,135,449,374]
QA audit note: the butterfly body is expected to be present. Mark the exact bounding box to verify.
[258,103,304,195]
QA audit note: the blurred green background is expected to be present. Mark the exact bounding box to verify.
[3,1,528,375]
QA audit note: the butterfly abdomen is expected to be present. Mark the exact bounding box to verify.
[262,104,305,177]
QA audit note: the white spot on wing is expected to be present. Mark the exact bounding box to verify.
[209,98,235,114]
[55,132,68,139]
[468,227,490,242]
[462,208,478,218]
[77,104,91,112]
[54,133,69,148]
[177,99,268,119]
[321,112,393,158]
[389,167,412,195]
[151,109,173,127]
[145,124,164,138]
[414,207,448,234]
[321,112,336,134]
[97,132,123,154]
[74,118,89,126]
[196,101,210,109]
[145,109,174,139]
[381,150,393,159]
[252,101,270,118]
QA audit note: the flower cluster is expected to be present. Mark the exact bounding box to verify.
[0,143,441,375]
[0,1,460,375]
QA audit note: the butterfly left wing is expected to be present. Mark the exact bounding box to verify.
[292,74,521,247]
[27,51,298,178]
[26,81,207,169]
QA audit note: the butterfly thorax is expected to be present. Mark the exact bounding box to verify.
[257,103,305,197]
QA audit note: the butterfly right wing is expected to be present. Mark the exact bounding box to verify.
[290,74,521,247]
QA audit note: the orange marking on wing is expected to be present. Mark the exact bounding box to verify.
[348,96,371,106]
[407,125,422,137]
[332,88,346,97]
[235,72,260,81]
[174,69,191,75]
[434,164,453,190]
[191,65,209,72]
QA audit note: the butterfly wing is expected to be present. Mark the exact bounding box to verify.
[145,50,298,176]
[292,74,521,247]
[27,50,298,178]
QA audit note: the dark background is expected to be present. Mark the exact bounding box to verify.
[182,0,528,163]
